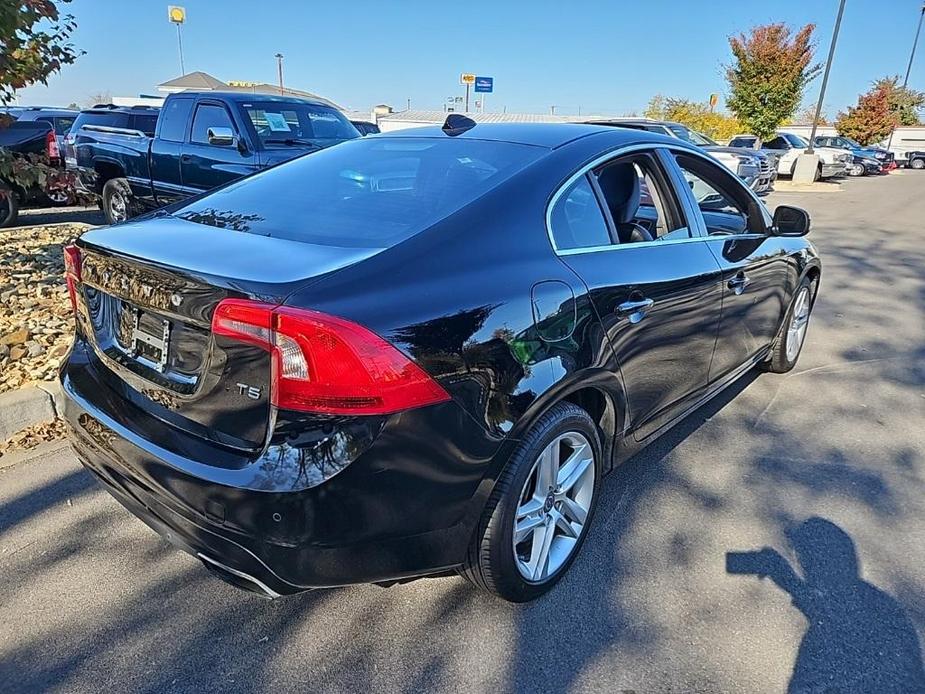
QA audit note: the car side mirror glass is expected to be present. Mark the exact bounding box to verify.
[207,126,235,147]
[772,205,811,236]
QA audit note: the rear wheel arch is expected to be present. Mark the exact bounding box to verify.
[93,159,125,193]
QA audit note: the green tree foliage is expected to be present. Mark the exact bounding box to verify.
[643,95,742,142]
[0,0,81,105]
[1,1,82,204]
[835,86,898,145]
[725,23,821,141]
[872,75,924,126]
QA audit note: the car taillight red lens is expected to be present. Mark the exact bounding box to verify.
[46,131,60,159]
[63,244,81,314]
[212,299,451,415]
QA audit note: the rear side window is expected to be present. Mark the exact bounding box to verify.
[54,117,75,135]
[174,137,542,248]
[131,114,158,136]
[550,177,611,250]
[191,104,235,144]
[158,98,193,142]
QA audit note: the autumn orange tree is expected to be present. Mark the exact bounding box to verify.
[726,24,821,141]
[836,86,898,146]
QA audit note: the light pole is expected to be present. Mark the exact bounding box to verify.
[275,53,284,95]
[806,0,846,155]
[903,3,925,88]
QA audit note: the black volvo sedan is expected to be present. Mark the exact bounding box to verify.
[60,118,820,602]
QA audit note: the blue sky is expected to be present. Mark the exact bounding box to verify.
[17,0,925,117]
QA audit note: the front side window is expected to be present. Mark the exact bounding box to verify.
[673,153,765,236]
[784,133,809,148]
[550,176,612,250]
[190,104,235,145]
[241,101,358,147]
[174,137,541,248]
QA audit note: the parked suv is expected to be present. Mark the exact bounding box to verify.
[730,133,851,180]
[811,135,895,170]
[588,119,776,193]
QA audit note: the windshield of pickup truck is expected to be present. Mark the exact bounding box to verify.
[668,125,717,147]
[241,101,359,148]
[173,137,542,248]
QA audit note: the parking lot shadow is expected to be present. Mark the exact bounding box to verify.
[727,517,925,694]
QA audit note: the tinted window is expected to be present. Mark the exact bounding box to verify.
[54,117,75,135]
[159,98,193,142]
[784,133,808,148]
[175,137,542,247]
[728,137,756,148]
[131,113,158,136]
[763,137,789,150]
[550,176,611,250]
[72,111,130,132]
[191,104,235,144]
[242,100,358,146]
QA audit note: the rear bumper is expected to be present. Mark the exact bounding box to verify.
[61,344,500,595]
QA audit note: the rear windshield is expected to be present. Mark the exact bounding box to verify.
[174,137,543,248]
[73,111,130,131]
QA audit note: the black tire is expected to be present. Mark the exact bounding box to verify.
[0,180,20,228]
[101,177,135,224]
[814,163,821,182]
[911,158,925,170]
[462,401,603,602]
[762,275,817,374]
[848,162,865,177]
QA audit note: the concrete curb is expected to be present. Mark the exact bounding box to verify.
[0,382,62,442]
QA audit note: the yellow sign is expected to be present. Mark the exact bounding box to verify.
[460,73,476,86]
[168,5,186,23]
[709,93,719,108]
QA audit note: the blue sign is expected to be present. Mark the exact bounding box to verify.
[474,76,494,93]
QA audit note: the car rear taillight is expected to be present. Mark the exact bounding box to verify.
[63,244,81,314]
[46,130,60,159]
[212,299,451,416]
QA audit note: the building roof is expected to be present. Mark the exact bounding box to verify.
[156,72,342,109]
[158,71,228,91]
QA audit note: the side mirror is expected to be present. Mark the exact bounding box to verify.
[772,205,811,236]
[207,126,235,147]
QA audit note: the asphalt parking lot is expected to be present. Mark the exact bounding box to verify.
[2,172,924,693]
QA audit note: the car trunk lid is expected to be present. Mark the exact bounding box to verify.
[74,214,382,453]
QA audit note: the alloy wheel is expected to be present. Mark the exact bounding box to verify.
[786,287,811,362]
[109,190,127,222]
[513,431,595,582]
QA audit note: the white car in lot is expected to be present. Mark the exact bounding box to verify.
[730,132,851,180]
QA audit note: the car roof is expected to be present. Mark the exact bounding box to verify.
[375,122,678,149]
[79,105,160,114]
[15,108,79,118]
[172,91,335,107]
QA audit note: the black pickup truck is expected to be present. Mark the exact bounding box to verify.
[65,92,360,224]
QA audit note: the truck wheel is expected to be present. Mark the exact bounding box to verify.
[912,158,925,170]
[102,178,135,224]
[0,181,20,228]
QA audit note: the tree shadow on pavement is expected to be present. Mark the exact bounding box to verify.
[727,517,925,694]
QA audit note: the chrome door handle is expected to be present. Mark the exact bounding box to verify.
[728,272,751,295]
[616,297,654,323]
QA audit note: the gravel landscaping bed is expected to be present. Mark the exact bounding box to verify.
[0,223,92,393]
